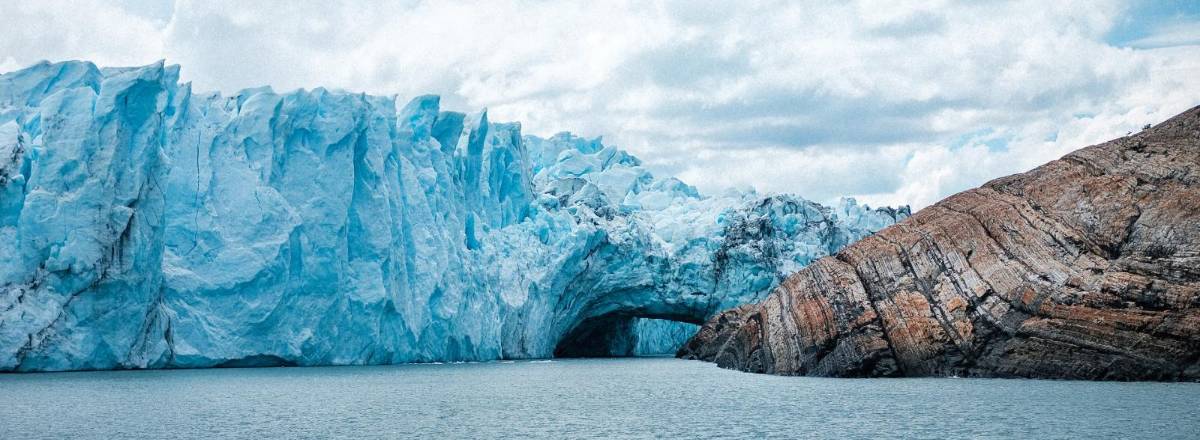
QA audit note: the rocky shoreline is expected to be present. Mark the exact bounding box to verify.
[679,106,1200,381]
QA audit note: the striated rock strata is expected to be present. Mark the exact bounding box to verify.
[680,106,1200,381]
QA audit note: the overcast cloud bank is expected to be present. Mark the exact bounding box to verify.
[2,0,1197,208]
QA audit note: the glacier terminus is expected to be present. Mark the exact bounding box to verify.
[0,61,907,371]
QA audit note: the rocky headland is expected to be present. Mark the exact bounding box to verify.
[680,106,1200,381]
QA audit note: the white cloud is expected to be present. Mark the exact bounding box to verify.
[3,0,1198,210]
[0,0,164,67]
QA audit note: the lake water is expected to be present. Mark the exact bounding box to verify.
[1,357,1198,439]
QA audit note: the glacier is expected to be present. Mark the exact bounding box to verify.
[0,61,907,371]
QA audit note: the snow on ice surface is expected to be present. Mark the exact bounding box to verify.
[0,61,908,371]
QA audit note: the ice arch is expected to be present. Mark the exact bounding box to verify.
[0,61,906,371]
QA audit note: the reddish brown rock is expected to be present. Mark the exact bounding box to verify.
[679,106,1200,380]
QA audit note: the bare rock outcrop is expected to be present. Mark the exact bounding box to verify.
[679,106,1200,380]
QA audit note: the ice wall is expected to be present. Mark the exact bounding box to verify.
[0,61,908,371]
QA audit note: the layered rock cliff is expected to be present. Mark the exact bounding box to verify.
[0,61,906,371]
[680,106,1200,381]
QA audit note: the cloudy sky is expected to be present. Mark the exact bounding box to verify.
[2,0,1198,209]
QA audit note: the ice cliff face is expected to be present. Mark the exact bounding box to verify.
[0,61,907,371]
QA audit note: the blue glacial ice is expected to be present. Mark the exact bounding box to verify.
[0,61,908,371]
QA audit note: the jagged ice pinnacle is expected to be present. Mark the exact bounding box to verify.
[0,61,907,371]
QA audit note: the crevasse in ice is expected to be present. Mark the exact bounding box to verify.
[0,61,907,371]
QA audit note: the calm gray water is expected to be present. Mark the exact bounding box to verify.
[1,357,1198,439]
